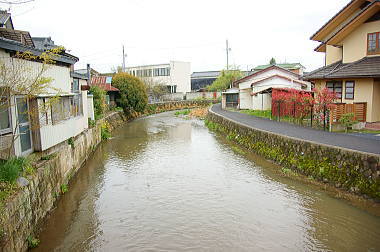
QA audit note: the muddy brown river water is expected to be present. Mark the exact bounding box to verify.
[35,112,380,251]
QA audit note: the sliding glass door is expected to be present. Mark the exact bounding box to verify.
[16,96,33,155]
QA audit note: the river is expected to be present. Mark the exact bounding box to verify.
[35,112,380,251]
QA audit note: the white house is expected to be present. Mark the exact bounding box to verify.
[0,17,89,158]
[126,61,191,93]
[234,65,311,110]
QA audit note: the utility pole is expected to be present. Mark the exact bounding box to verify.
[122,45,126,72]
[226,39,231,70]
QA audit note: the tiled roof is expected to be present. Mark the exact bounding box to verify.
[304,56,380,80]
[32,37,57,50]
[234,65,299,86]
[253,63,304,71]
[0,28,34,47]
[91,76,119,92]
[191,71,220,78]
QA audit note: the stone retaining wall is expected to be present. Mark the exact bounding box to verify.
[207,109,380,201]
[148,100,216,114]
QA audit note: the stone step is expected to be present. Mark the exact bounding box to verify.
[365,122,380,130]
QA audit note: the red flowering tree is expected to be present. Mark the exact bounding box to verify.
[272,88,314,123]
[313,87,338,127]
[296,92,315,124]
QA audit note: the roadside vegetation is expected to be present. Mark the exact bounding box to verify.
[240,110,272,119]
[207,69,242,91]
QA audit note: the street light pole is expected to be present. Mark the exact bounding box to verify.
[122,45,126,72]
[226,40,231,70]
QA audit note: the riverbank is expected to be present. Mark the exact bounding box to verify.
[206,105,380,202]
[0,100,214,251]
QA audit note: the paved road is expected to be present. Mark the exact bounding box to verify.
[211,104,380,155]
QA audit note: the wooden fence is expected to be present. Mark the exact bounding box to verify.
[330,103,367,123]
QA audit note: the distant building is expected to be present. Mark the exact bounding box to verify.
[76,65,119,107]
[191,71,220,91]
[126,61,191,93]
[191,70,254,91]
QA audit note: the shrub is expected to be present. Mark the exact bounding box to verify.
[67,137,74,148]
[40,154,56,161]
[88,118,96,128]
[0,158,28,183]
[112,73,148,114]
[27,236,40,249]
[60,184,68,194]
[101,122,111,140]
[90,85,107,120]
[339,113,357,133]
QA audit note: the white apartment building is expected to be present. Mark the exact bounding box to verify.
[126,61,191,93]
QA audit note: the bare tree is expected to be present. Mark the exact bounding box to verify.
[141,77,169,103]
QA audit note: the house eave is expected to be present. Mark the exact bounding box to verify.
[310,0,372,42]
[0,37,79,65]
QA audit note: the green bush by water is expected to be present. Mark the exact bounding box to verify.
[0,158,29,183]
[175,109,191,116]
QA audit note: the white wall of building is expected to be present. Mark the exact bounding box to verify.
[252,77,305,94]
[0,49,72,95]
[170,61,191,93]
[239,89,252,109]
[87,94,95,121]
[126,61,191,93]
[38,91,88,151]
[252,93,272,110]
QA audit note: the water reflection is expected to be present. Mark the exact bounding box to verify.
[35,112,380,252]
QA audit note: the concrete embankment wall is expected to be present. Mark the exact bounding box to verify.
[206,109,380,201]
[0,100,211,252]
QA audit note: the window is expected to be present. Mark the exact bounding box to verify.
[153,67,170,76]
[367,32,380,55]
[345,81,355,99]
[326,81,342,100]
[51,95,83,124]
[0,97,12,134]
[72,78,80,93]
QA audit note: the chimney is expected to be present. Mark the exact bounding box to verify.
[87,64,91,86]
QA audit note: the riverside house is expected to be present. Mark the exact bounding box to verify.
[304,0,380,125]
[0,14,89,158]
[225,65,311,110]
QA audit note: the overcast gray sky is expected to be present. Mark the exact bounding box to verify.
[2,0,349,73]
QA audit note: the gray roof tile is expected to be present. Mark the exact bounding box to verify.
[304,56,380,80]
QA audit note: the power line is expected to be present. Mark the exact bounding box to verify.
[0,0,34,4]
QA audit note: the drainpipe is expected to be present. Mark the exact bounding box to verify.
[87,64,91,87]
